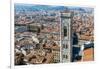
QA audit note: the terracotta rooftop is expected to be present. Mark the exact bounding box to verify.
[83,48,94,61]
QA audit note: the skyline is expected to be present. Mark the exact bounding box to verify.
[14,3,94,13]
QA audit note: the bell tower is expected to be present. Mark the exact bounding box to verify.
[60,12,73,62]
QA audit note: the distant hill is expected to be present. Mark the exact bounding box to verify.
[14,3,94,13]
